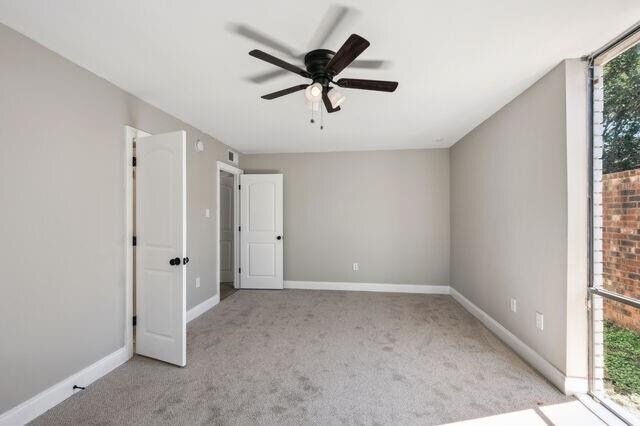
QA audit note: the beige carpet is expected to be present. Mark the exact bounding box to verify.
[220,282,237,301]
[32,290,569,425]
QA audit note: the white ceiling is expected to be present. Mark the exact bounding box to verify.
[1,1,639,153]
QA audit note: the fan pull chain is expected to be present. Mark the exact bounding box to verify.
[320,104,324,130]
[310,107,315,124]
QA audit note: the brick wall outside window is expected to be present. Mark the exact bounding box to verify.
[603,169,640,331]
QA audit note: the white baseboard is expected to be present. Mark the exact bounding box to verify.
[0,346,129,426]
[564,376,589,395]
[284,280,450,294]
[449,287,588,395]
[187,294,220,323]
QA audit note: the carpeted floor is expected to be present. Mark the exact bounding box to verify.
[32,290,570,425]
[220,282,237,301]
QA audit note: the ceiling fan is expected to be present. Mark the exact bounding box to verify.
[248,33,398,115]
[230,5,391,83]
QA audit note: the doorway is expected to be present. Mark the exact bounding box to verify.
[219,170,236,300]
[217,161,242,301]
[125,126,149,359]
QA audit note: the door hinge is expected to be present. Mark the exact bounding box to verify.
[132,156,137,167]
[132,236,137,246]
[238,226,241,232]
[238,267,241,274]
[132,315,137,326]
[238,184,241,190]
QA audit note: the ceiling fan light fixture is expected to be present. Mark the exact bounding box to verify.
[328,89,346,108]
[305,82,323,102]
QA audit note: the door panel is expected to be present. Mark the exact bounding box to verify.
[249,243,276,276]
[248,182,275,231]
[136,130,186,367]
[240,174,283,289]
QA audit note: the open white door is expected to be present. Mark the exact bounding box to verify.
[240,174,283,289]
[135,131,187,366]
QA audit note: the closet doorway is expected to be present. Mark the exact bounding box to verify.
[217,161,242,301]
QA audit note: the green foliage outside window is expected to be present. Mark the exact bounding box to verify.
[605,321,640,394]
[603,45,640,174]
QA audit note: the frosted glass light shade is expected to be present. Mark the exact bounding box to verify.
[304,83,323,102]
[328,89,346,108]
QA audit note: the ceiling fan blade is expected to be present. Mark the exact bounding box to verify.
[325,34,370,76]
[246,69,289,84]
[261,84,309,100]
[307,5,353,50]
[249,50,311,78]
[350,59,390,70]
[322,87,341,113]
[336,78,398,92]
[229,24,299,58]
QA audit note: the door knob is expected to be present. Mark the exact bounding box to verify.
[276,235,282,240]
[169,257,180,266]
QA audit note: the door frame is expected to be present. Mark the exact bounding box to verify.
[216,161,243,295]
[124,125,150,359]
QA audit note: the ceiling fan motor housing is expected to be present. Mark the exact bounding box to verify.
[304,49,335,86]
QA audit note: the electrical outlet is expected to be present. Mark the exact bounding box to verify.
[205,208,210,218]
[536,312,544,331]
[510,298,517,313]
[352,262,359,271]
[195,277,201,288]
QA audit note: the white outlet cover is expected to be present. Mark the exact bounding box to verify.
[510,298,517,313]
[205,208,210,218]
[353,263,359,271]
[196,277,201,288]
[536,312,544,331]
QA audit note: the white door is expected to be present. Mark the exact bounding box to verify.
[135,130,187,367]
[219,173,234,283]
[240,174,283,289]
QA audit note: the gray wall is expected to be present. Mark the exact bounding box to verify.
[242,149,450,286]
[0,23,238,412]
[450,59,588,379]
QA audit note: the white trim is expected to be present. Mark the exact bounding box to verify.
[187,294,220,323]
[575,394,629,426]
[284,280,450,294]
[449,287,588,395]
[0,347,128,426]
[216,161,243,297]
[217,161,242,175]
[565,377,589,395]
[124,126,150,359]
